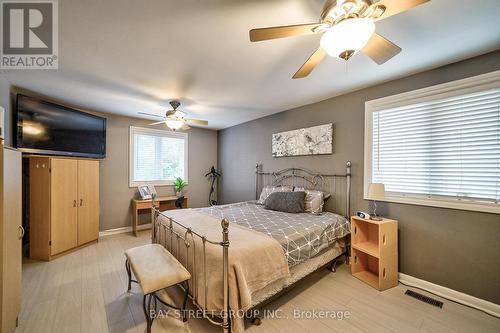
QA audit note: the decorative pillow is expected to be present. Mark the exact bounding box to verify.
[294,187,330,213]
[257,185,293,204]
[264,191,306,213]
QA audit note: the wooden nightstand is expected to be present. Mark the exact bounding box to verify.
[131,196,188,237]
[350,216,398,291]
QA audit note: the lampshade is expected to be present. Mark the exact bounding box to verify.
[367,183,385,200]
[165,119,184,131]
[320,18,375,60]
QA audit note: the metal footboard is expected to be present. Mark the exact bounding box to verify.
[151,197,230,333]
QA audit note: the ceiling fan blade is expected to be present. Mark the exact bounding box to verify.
[362,33,401,65]
[139,112,164,118]
[250,23,321,42]
[370,0,430,21]
[149,121,166,125]
[292,47,326,79]
[185,119,208,126]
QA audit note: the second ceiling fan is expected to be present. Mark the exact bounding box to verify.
[249,0,429,79]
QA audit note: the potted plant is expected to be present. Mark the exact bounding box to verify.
[174,177,187,197]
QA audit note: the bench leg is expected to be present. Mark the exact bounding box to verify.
[143,294,152,333]
[125,259,132,292]
[149,294,155,324]
[182,281,189,322]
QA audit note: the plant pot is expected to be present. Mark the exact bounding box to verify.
[175,190,183,197]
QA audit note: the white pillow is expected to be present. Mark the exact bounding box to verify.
[257,185,293,204]
[294,187,331,213]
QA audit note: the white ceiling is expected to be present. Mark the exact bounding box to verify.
[2,0,500,129]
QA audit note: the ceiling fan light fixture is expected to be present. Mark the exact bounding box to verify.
[320,18,375,60]
[165,118,184,131]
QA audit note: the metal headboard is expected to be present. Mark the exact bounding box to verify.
[255,161,352,218]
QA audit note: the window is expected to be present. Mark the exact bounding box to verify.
[365,71,500,214]
[129,126,188,187]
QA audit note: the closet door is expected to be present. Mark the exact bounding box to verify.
[50,159,78,255]
[77,160,99,245]
[1,148,22,333]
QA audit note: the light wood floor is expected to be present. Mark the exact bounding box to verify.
[17,231,500,333]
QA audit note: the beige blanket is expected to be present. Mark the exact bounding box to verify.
[156,209,290,332]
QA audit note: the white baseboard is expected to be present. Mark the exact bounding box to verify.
[99,223,152,237]
[399,273,500,318]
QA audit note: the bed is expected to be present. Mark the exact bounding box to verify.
[151,162,352,333]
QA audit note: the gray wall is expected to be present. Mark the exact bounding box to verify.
[218,50,500,304]
[100,113,218,231]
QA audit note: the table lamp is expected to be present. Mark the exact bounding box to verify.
[367,183,385,221]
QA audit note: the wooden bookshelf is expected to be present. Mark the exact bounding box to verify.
[351,216,398,291]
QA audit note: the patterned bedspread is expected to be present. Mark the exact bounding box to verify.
[195,201,351,267]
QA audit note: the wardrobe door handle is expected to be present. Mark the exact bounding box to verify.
[18,225,25,240]
[73,200,77,207]
[80,199,83,206]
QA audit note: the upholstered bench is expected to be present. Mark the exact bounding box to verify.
[125,244,191,333]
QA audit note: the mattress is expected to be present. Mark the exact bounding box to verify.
[196,201,351,267]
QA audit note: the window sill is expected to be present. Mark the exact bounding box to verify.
[365,195,500,215]
[129,180,188,188]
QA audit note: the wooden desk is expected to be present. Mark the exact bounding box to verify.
[132,196,188,237]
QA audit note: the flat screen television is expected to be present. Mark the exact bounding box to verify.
[15,94,106,158]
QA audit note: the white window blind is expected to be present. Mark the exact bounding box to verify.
[129,127,188,186]
[372,88,500,203]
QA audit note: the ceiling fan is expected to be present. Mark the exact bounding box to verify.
[249,0,429,79]
[139,101,208,131]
